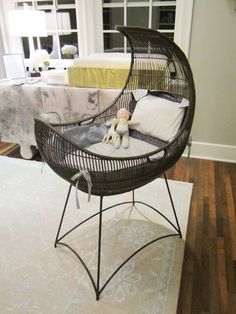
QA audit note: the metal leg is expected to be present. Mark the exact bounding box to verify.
[163,172,182,238]
[96,196,103,300]
[132,190,135,205]
[54,178,182,300]
[54,184,72,247]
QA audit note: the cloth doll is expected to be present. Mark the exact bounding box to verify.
[103,108,138,149]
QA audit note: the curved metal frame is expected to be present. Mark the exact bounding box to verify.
[35,25,195,197]
[54,172,181,300]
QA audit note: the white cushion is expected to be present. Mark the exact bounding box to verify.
[87,137,162,159]
[63,137,163,172]
[130,95,188,141]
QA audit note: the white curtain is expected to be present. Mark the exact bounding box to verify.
[77,0,104,58]
[0,26,5,78]
[0,0,23,53]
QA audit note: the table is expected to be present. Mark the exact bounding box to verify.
[0,81,119,158]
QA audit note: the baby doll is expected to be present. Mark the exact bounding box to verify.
[103,108,138,149]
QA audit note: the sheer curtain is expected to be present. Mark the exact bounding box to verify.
[0,0,23,55]
[0,0,25,78]
[0,0,7,79]
[0,27,4,78]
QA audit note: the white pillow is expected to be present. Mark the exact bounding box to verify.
[130,95,188,142]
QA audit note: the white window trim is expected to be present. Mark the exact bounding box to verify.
[77,0,103,58]
[174,0,194,57]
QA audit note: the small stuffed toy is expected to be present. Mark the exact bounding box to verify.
[102,118,120,147]
[103,108,138,149]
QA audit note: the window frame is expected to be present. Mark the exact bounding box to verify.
[17,0,79,61]
[0,0,193,70]
[101,0,193,56]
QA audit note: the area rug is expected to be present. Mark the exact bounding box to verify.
[0,156,193,314]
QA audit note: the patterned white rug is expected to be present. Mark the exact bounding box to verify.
[0,156,193,314]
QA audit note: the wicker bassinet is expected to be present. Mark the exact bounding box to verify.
[34,26,195,300]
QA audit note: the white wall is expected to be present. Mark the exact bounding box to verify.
[188,0,236,161]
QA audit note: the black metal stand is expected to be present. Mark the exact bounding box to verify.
[54,173,182,300]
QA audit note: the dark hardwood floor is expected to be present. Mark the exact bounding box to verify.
[168,158,236,314]
[1,142,236,314]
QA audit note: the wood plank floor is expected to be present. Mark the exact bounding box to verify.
[1,142,236,313]
[0,142,20,156]
[168,158,236,314]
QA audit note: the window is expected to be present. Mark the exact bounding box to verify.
[1,0,193,65]
[15,0,79,60]
[102,0,177,53]
[102,0,193,56]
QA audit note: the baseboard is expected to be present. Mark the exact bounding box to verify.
[183,141,236,163]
